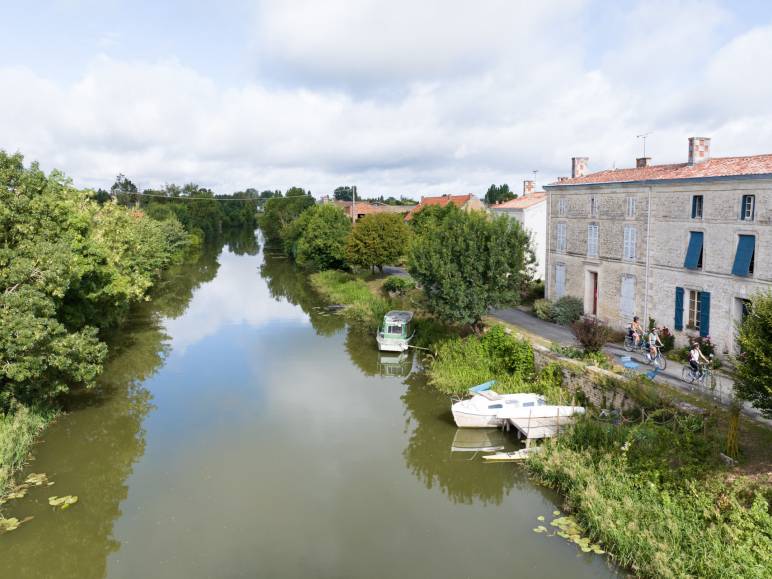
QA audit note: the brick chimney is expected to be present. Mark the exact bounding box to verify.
[688,137,711,165]
[571,157,589,178]
[523,180,535,196]
[636,157,651,168]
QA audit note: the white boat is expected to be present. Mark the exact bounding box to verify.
[451,385,546,428]
[376,310,414,352]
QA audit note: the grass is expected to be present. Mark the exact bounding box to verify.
[310,270,391,328]
[527,418,772,578]
[0,404,53,501]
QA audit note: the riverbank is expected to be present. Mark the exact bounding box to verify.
[308,266,772,578]
[0,406,53,500]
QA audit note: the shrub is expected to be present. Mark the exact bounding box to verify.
[659,326,675,352]
[534,298,554,321]
[382,275,416,295]
[571,316,612,353]
[735,291,772,417]
[552,296,584,326]
[521,279,545,304]
[481,325,535,376]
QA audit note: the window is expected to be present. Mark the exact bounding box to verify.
[386,324,403,336]
[558,198,567,216]
[626,197,636,218]
[556,223,567,252]
[687,290,701,331]
[620,275,635,317]
[555,263,566,298]
[684,231,704,270]
[740,195,755,221]
[590,196,598,217]
[691,195,703,219]
[731,235,756,277]
[623,225,637,260]
[587,224,599,257]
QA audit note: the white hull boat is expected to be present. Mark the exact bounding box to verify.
[376,310,414,352]
[451,389,546,428]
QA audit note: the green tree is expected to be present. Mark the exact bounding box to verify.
[345,213,410,272]
[259,191,315,243]
[409,205,534,330]
[111,174,139,207]
[484,183,515,205]
[334,186,354,201]
[295,204,351,270]
[735,292,772,417]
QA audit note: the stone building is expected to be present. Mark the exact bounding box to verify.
[544,137,772,356]
[489,180,547,280]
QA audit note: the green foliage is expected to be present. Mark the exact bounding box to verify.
[527,416,770,578]
[382,275,416,295]
[309,270,389,328]
[295,204,351,270]
[333,186,354,201]
[552,296,584,326]
[480,325,534,376]
[534,298,554,321]
[0,404,53,499]
[259,189,315,243]
[522,279,544,304]
[484,183,515,205]
[736,291,772,417]
[409,206,535,328]
[571,317,611,353]
[346,213,410,271]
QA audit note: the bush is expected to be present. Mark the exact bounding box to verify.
[735,291,772,417]
[571,316,612,353]
[659,326,675,352]
[552,296,584,325]
[481,325,535,376]
[522,279,545,304]
[534,298,554,321]
[382,275,416,295]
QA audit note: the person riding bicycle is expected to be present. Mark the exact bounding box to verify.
[629,316,644,347]
[648,327,663,359]
[689,342,710,378]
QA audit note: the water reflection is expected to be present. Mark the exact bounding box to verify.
[400,373,522,506]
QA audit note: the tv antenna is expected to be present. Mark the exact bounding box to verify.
[636,132,652,158]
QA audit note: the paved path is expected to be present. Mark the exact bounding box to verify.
[490,307,771,427]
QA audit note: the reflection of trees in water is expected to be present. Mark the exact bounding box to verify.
[345,328,379,376]
[0,243,220,579]
[259,245,345,336]
[223,227,260,256]
[400,372,522,506]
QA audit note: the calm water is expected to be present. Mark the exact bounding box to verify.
[1,231,617,579]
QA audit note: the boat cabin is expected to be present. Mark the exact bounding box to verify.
[376,310,415,352]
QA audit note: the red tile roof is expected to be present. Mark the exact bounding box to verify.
[404,194,475,220]
[492,192,546,210]
[550,154,772,186]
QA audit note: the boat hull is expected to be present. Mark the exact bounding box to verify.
[376,335,411,352]
[451,409,504,428]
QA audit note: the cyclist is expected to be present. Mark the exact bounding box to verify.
[648,327,663,360]
[689,341,710,378]
[630,316,644,347]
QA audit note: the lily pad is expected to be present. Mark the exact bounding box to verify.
[537,515,545,521]
[0,518,23,533]
[553,510,561,516]
[48,495,78,510]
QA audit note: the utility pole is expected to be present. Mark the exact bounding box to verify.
[351,185,356,224]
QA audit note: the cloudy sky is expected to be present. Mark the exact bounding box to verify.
[2,0,771,198]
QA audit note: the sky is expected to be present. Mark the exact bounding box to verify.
[1,0,771,199]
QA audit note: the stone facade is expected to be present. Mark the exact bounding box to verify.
[545,138,772,358]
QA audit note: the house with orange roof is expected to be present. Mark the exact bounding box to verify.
[404,193,484,221]
[490,180,547,280]
[323,198,413,222]
[545,136,772,356]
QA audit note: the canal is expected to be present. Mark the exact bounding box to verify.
[0,231,617,578]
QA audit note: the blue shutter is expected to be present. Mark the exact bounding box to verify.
[684,232,704,269]
[731,235,755,276]
[674,287,684,331]
[699,292,710,337]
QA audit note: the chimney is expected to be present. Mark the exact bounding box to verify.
[688,137,711,165]
[571,157,589,178]
[636,157,651,168]
[523,180,535,196]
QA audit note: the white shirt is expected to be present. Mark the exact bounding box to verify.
[689,349,701,363]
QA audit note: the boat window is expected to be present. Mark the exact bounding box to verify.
[488,404,503,409]
[523,402,534,407]
[386,324,403,335]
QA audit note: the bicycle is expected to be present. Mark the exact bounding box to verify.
[623,331,646,353]
[644,344,667,370]
[681,361,713,388]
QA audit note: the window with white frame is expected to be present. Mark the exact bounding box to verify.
[626,196,636,218]
[590,196,598,217]
[556,222,567,252]
[558,198,567,216]
[587,223,599,257]
[555,264,566,298]
[740,195,755,221]
[620,275,635,317]
[623,225,637,260]
[687,289,701,330]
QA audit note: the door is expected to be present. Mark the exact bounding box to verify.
[591,272,598,315]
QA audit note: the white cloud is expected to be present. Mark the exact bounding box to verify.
[0,1,770,197]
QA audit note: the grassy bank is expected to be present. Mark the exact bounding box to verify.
[309,270,391,328]
[0,405,53,501]
[526,417,772,578]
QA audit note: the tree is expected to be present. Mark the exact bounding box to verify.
[484,184,515,205]
[334,186,354,201]
[409,205,534,330]
[259,193,315,243]
[735,291,772,417]
[295,204,351,270]
[346,213,411,272]
[111,174,139,207]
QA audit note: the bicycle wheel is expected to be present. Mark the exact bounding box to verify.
[655,354,667,371]
[682,366,695,384]
[623,336,633,352]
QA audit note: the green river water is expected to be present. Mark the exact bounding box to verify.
[0,231,618,579]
